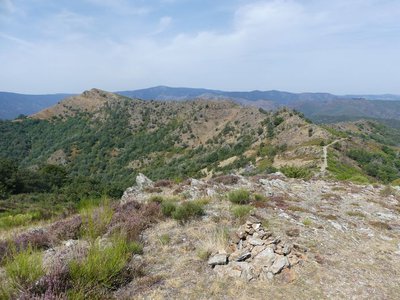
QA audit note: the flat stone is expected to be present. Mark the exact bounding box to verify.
[270,255,289,274]
[208,254,228,266]
[254,247,275,267]
[248,237,264,246]
[251,245,265,257]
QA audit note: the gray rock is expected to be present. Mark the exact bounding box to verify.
[248,237,264,246]
[254,247,275,267]
[283,244,292,256]
[236,226,247,239]
[234,262,255,281]
[270,255,289,274]
[208,254,228,266]
[237,252,251,262]
[136,173,153,190]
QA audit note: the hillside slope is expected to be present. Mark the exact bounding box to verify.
[0,89,399,193]
[0,173,399,299]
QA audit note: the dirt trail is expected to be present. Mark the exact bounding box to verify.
[321,139,345,173]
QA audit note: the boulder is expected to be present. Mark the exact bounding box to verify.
[270,255,289,274]
[208,254,228,266]
[136,173,153,190]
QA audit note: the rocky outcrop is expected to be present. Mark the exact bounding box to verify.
[121,173,154,204]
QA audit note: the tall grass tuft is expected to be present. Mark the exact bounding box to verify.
[79,198,114,240]
[69,234,142,297]
[4,244,44,292]
[227,189,251,204]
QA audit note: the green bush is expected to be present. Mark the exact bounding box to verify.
[231,205,252,219]
[0,213,35,229]
[227,189,251,204]
[254,193,268,202]
[172,201,204,222]
[280,166,312,179]
[392,178,400,186]
[161,201,177,217]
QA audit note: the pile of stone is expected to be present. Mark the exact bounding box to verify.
[208,217,306,281]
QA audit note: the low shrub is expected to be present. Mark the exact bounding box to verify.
[48,215,82,242]
[0,213,36,230]
[254,193,268,202]
[302,218,312,226]
[172,201,204,222]
[154,180,173,188]
[196,249,211,261]
[227,189,251,204]
[380,185,397,197]
[231,205,252,220]
[161,201,177,217]
[212,175,240,185]
[13,229,52,252]
[108,201,161,242]
[346,211,366,218]
[158,234,171,245]
[280,166,312,179]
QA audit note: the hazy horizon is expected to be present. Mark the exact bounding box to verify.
[1,0,400,94]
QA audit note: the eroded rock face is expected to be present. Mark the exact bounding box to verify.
[121,173,154,204]
[211,218,307,281]
[136,173,153,190]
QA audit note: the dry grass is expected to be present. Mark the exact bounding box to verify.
[346,211,366,218]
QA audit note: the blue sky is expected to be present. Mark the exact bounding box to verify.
[0,0,399,94]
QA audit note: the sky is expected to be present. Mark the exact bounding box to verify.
[0,0,399,94]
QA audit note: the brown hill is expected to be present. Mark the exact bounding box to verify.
[31,88,126,120]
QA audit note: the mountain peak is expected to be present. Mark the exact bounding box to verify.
[31,89,125,120]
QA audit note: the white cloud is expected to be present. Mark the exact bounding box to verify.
[1,0,400,94]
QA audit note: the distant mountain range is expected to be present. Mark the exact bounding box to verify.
[0,92,74,120]
[1,86,400,121]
